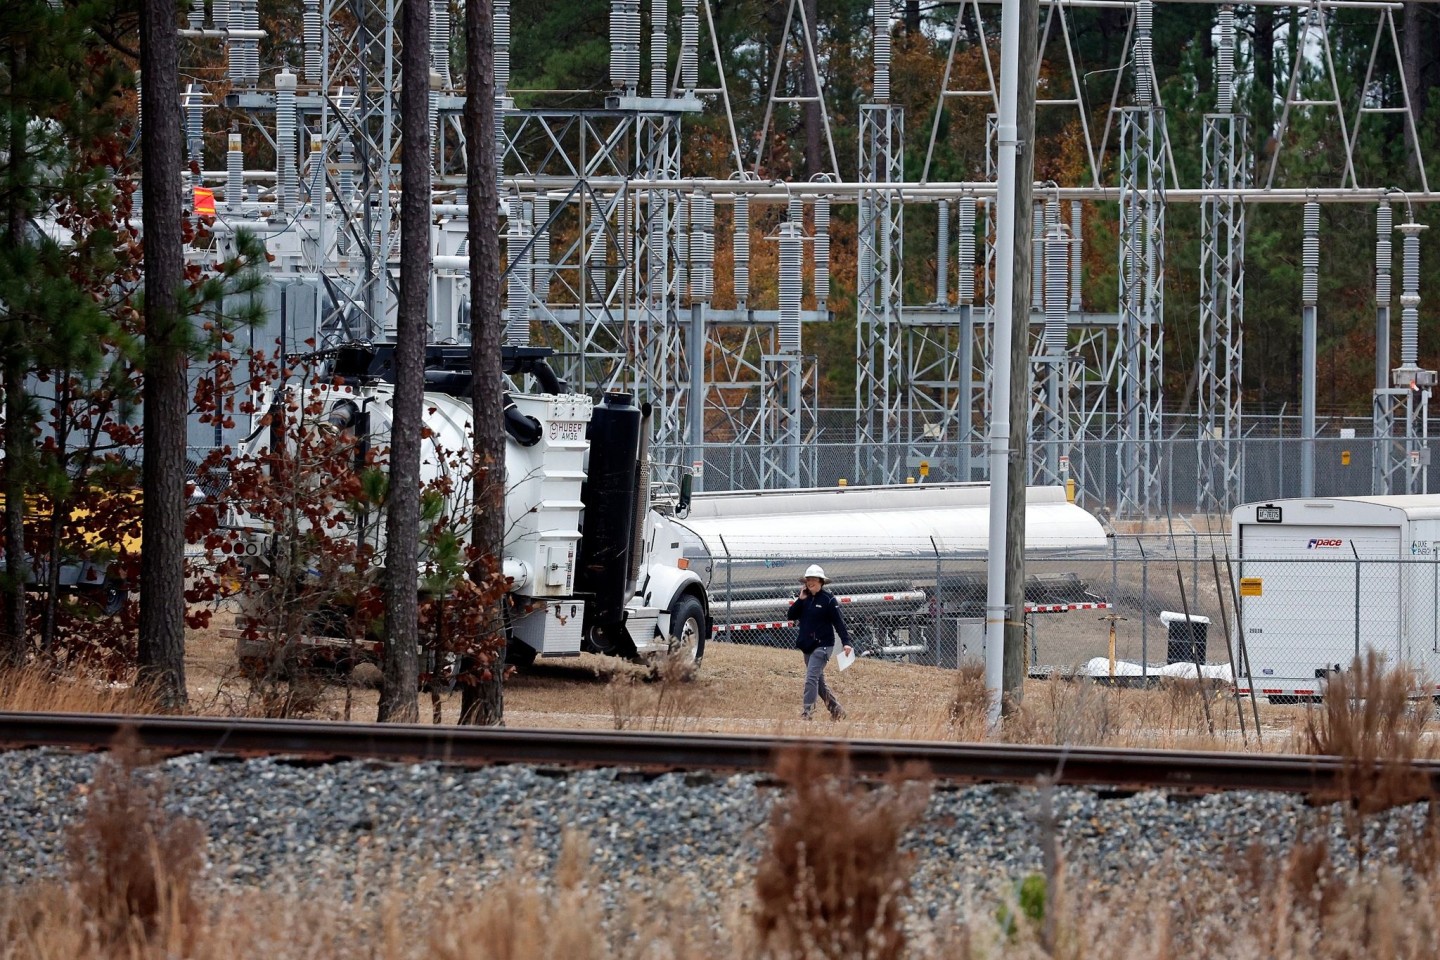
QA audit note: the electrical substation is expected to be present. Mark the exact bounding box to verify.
[180,0,1436,523]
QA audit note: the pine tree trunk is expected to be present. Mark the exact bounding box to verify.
[464,0,505,726]
[138,0,188,710]
[1,359,25,665]
[377,0,428,724]
[1,43,29,666]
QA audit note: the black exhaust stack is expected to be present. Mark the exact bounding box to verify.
[575,392,643,651]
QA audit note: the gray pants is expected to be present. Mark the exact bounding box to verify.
[801,646,843,718]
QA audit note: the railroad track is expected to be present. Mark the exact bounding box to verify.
[1,711,1434,799]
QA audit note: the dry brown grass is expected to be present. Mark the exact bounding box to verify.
[753,746,931,960]
[7,704,1440,959]
[10,729,1440,959]
[0,663,159,714]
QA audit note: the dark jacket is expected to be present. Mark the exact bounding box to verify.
[787,588,852,655]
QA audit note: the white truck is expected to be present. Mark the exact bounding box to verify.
[226,344,710,669]
[1231,495,1440,702]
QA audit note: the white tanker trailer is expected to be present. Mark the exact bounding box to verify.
[672,484,1110,661]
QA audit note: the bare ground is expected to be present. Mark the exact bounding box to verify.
[183,615,1306,748]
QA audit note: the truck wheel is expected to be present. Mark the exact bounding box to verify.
[505,639,539,668]
[666,595,707,669]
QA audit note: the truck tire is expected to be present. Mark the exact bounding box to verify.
[505,639,539,668]
[666,595,707,669]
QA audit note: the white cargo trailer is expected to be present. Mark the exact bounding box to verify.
[1231,496,1440,702]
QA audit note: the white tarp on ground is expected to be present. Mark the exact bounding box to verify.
[1083,657,1235,683]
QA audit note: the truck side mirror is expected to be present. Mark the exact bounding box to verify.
[678,473,693,516]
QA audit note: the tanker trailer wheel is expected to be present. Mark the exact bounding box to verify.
[664,595,707,671]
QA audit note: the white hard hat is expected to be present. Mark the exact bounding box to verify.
[803,564,828,582]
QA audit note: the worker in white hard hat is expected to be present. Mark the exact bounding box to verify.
[787,564,853,720]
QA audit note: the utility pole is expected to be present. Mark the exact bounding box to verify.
[1002,0,1040,715]
[983,0,1026,729]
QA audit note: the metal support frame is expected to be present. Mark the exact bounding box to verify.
[1115,104,1167,520]
[1196,113,1248,516]
[855,103,906,485]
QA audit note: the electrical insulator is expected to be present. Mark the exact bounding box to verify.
[1376,202,1392,305]
[1134,0,1154,107]
[610,0,640,96]
[873,0,891,104]
[814,194,831,306]
[857,198,874,295]
[1217,6,1234,114]
[189,0,204,31]
[1044,225,1069,353]
[673,196,689,300]
[956,196,976,306]
[935,200,949,304]
[778,222,803,353]
[690,192,714,302]
[1070,202,1083,313]
[1302,201,1319,306]
[733,192,750,305]
[1398,221,1426,368]
[532,194,552,304]
[431,0,452,87]
[228,0,260,88]
[307,134,324,203]
[681,0,698,92]
[587,194,607,298]
[430,90,440,165]
[494,105,506,184]
[495,1,511,94]
[650,0,667,96]
[304,0,323,83]
[185,83,206,166]
[226,127,243,212]
[275,70,298,215]
[1031,203,1045,311]
[646,191,666,302]
[337,135,355,207]
[506,196,532,346]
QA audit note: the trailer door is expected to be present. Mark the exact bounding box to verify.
[1236,524,1401,694]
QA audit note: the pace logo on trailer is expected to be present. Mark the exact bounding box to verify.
[1307,538,1345,549]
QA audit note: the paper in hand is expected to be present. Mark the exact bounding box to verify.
[835,647,856,671]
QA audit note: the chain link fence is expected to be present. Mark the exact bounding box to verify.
[681,411,1431,514]
[702,535,1440,702]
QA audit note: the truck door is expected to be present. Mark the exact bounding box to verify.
[1237,524,1401,695]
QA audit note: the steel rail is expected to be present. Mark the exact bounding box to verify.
[1,712,1434,798]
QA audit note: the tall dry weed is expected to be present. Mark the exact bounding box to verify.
[0,664,158,714]
[1003,675,1118,746]
[428,829,607,960]
[945,663,991,740]
[753,746,930,960]
[1301,652,1433,813]
[608,653,701,732]
[65,728,207,952]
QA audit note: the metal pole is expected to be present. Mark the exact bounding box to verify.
[983,0,1023,730]
[1301,201,1319,497]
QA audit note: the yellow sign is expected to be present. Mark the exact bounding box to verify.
[1341,450,1352,466]
[1240,577,1262,597]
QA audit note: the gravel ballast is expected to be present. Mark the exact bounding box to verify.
[0,748,1425,914]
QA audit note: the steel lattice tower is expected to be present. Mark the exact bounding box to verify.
[1196,6,1248,517]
